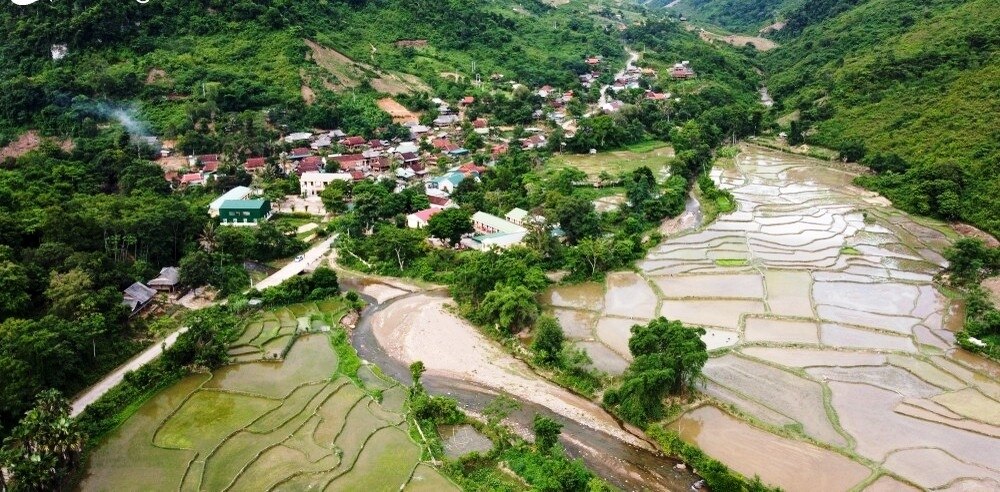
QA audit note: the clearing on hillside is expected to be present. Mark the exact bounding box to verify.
[305,39,430,95]
[547,141,675,178]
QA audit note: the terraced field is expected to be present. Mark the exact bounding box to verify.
[543,146,1000,491]
[78,301,454,492]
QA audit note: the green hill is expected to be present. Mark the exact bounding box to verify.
[655,0,803,33]
[0,0,625,143]
[760,0,1000,235]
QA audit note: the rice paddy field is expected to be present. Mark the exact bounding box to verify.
[77,300,456,492]
[542,146,1000,491]
[546,141,675,178]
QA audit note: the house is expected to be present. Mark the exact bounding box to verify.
[350,170,366,181]
[431,138,454,151]
[408,125,431,138]
[209,186,253,217]
[645,91,669,101]
[426,171,466,195]
[406,207,443,229]
[538,85,554,98]
[586,57,601,66]
[201,160,219,173]
[341,136,367,150]
[473,118,489,135]
[123,282,157,317]
[288,147,313,160]
[472,211,526,236]
[295,156,324,175]
[396,167,416,180]
[180,172,204,186]
[460,96,475,106]
[459,163,487,175]
[409,161,428,176]
[191,154,220,167]
[332,154,367,172]
[467,211,529,250]
[311,135,333,150]
[368,139,385,150]
[300,172,352,197]
[400,152,420,165]
[370,156,392,172]
[148,267,180,293]
[219,199,273,226]
[491,143,509,157]
[433,114,460,127]
[244,157,267,173]
[426,193,455,209]
[284,132,313,144]
[670,61,696,79]
[505,208,529,226]
[521,135,547,150]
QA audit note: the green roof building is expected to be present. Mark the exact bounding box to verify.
[219,199,272,226]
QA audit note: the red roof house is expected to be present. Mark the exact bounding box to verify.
[244,157,267,172]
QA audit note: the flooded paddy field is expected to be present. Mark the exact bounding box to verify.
[78,301,455,492]
[542,146,1000,490]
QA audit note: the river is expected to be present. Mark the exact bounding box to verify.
[343,278,701,491]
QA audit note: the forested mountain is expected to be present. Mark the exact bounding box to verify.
[0,0,624,144]
[758,0,1000,236]
[0,0,632,437]
[656,0,802,33]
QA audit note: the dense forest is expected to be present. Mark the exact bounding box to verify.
[659,0,801,33]
[0,0,623,147]
[0,0,620,438]
[747,0,1000,237]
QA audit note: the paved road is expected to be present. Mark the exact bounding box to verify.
[253,236,335,290]
[70,237,337,417]
[70,327,189,416]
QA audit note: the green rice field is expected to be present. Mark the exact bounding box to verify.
[77,300,456,492]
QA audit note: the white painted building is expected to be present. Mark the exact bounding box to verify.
[208,186,253,217]
[299,172,352,197]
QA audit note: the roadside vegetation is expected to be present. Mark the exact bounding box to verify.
[942,239,1000,360]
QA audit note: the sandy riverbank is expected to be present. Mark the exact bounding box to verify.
[369,293,651,450]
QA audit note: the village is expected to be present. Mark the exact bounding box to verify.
[154,53,693,247]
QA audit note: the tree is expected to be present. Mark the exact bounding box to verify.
[320,180,352,214]
[427,208,473,247]
[573,236,614,277]
[0,390,84,491]
[944,239,1000,285]
[480,284,540,334]
[532,316,565,367]
[0,261,30,319]
[603,318,707,426]
[532,414,563,454]
[367,226,426,272]
[44,268,93,319]
[409,361,426,389]
[548,195,600,245]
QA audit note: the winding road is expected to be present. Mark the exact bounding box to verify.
[70,237,336,417]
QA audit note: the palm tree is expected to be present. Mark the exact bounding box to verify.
[198,222,218,253]
[0,390,84,491]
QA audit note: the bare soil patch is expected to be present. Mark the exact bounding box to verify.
[0,131,73,160]
[305,39,429,95]
[377,98,419,124]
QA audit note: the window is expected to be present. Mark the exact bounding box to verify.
[243,211,250,216]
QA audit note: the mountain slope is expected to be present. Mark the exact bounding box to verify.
[652,0,802,33]
[0,0,625,142]
[759,0,1000,235]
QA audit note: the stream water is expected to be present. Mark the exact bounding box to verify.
[346,282,700,492]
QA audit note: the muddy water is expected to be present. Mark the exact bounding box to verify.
[542,145,1000,490]
[350,291,701,491]
[669,406,870,491]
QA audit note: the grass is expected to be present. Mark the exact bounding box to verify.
[715,259,750,267]
[547,143,674,177]
[840,246,862,255]
[80,298,455,491]
[153,391,280,451]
